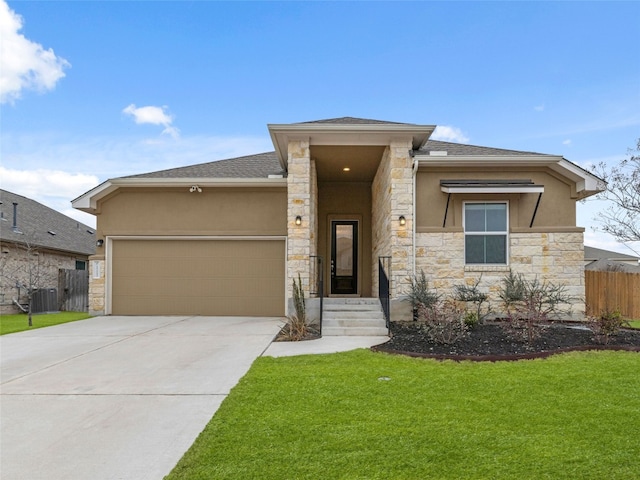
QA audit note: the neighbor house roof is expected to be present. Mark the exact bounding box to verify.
[584,246,640,264]
[0,189,96,256]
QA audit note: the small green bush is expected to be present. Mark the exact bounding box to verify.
[589,308,630,345]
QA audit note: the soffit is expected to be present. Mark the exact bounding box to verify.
[312,145,386,182]
[269,122,435,169]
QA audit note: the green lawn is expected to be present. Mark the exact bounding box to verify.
[0,312,91,335]
[629,320,640,329]
[167,349,640,480]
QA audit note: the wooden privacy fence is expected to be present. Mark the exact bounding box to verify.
[585,270,640,319]
[58,269,89,312]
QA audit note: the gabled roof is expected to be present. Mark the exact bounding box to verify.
[415,139,605,199]
[0,189,96,256]
[584,246,639,263]
[420,139,550,157]
[125,152,284,179]
[299,117,410,125]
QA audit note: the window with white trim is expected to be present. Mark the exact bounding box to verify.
[464,202,508,264]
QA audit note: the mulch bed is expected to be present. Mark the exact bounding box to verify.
[372,321,640,361]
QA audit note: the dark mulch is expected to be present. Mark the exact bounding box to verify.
[373,321,640,361]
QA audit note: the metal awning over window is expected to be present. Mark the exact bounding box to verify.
[440,179,544,228]
[440,179,544,194]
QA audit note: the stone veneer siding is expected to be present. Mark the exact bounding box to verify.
[415,231,586,318]
[88,256,105,315]
[286,140,313,302]
[371,140,415,320]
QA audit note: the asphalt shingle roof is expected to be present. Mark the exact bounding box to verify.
[298,116,411,125]
[419,139,551,157]
[124,151,285,179]
[0,190,96,256]
[121,119,564,181]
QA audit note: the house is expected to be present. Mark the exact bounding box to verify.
[584,246,640,270]
[0,189,96,314]
[72,117,605,323]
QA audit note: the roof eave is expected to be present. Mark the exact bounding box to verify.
[72,177,287,214]
[415,154,606,198]
[268,123,436,169]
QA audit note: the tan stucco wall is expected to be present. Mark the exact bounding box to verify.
[95,187,287,238]
[317,182,372,296]
[416,168,577,231]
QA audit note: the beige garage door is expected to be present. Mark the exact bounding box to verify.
[111,239,285,316]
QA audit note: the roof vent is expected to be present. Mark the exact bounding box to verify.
[87,230,95,235]
[430,151,448,156]
[48,231,57,236]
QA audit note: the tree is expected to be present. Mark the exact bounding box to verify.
[0,235,57,327]
[592,139,640,244]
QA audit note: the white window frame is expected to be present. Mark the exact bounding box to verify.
[463,201,509,265]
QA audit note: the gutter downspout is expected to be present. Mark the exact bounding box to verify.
[412,157,419,278]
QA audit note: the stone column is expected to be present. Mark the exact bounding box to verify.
[389,139,414,305]
[287,139,312,305]
[88,256,105,316]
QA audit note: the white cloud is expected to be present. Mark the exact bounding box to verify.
[534,104,545,112]
[0,167,100,227]
[123,104,180,138]
[563,139,572,146]
[432,125,469,143]
[0,0,70,104]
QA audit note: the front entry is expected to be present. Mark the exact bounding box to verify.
[330,220,358,295]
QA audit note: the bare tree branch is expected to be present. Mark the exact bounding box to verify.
[591,139,640,243]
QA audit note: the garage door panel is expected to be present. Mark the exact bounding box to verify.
[111,239,285,316]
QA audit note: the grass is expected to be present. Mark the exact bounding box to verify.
[166,349,640,480]
[0,312,91,335]
[628,320,640,329]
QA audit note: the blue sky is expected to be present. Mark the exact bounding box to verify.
[1,1,639,255]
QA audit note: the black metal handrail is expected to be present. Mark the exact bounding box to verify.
[310,255,324,336]
[378,256,391,329]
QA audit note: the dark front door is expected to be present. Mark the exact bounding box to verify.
[330,220,358,295]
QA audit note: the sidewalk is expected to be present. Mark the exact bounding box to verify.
[263,335,389,357]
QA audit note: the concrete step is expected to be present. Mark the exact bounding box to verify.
[324,303,382,311]
[322,326,390,336]
[320,298,388,336]
[323,310,385,320]
[324,318,385,328]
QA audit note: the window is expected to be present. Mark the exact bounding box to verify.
[75,260,87,270]
[464,202,508,264]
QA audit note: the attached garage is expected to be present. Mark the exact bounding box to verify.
[110,238,285,316]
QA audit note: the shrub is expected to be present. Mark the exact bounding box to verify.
[278,274,317,341]
[589,308,630,345]
[406,270,440,320]
[418,299,469,345]
[453,277,490,325]
[498,270,573,343]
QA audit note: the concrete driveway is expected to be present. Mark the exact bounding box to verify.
[0,315,283,480]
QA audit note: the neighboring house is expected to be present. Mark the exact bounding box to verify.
[0,189,96,314]
[73,117,605,321]
[584,246,640,269]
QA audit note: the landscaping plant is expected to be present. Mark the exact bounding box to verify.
[417,299,469,345]
[589,308,630,345]
[498,270,573,343]
[406,270,439,320]
[453,276,490,326]
[278,274,317,341]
